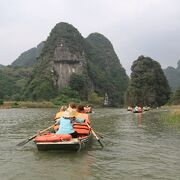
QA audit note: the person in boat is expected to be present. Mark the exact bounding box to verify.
[54,105,67,120]
[55,107,85,138]
[76,104,91,124]
[68,102,77,110]
[84,105,92,113]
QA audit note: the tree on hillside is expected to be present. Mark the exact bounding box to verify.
[126,56,171,107]
[170,87,180,105]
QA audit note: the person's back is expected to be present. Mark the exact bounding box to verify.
[55,107,85,137]
[76,104,91,124]
[56,117,74,134]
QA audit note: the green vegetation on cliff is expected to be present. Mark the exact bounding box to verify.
[170,88,180,105]
[0,66,32,100]
[11,42,45,68]
[85,33,129,106]
[126,56,171,107]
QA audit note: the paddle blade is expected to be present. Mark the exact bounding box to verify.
[16,139,30,146]
[98,139,104,148]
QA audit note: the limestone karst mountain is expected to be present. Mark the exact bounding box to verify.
[22,22,129,106]
[126,56,171,107]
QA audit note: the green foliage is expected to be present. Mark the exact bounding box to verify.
[24,75,56,100]
[170,87,180,104]
[160,110,180,128]
[11,42,44,68]
[69,73,87,99]
[126,56,171,107]
[0,67,32,100]
[0,99,4,105]
[70,74,85,91]
[41,22,85,57]
[88,92,103,105]
[52,87,81,105]
[85,33,129,106]
[12,102,20,108]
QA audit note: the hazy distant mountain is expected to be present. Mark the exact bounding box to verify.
[11,41,45,68]
[0,64,4,68]
[163,60,180,91]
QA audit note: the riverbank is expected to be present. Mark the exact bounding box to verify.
[160,105,180,126]
[0,101,98,109]
[0,101,56,108]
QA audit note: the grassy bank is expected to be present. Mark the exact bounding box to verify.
[161,105,180,126]
[0,101,56,108]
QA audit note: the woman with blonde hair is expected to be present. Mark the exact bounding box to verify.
[54,105,67,120]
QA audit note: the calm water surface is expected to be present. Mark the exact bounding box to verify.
[0,108,180,180]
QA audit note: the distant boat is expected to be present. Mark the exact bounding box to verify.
[127,106,133,111]
[143,106,150,111]
[133,106,142,113]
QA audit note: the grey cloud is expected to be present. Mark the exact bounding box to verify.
[0,0,180,75]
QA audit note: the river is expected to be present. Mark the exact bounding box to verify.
[0,108,179,180]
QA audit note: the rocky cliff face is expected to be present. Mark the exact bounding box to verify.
[52,43,86,89]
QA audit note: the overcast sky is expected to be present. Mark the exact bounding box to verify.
[1,0,180,74]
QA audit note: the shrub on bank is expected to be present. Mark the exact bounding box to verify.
[160,106,180,127]
[0,99,4,105]
[0,101,56,108]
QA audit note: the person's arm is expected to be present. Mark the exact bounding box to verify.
[55,117,62,125]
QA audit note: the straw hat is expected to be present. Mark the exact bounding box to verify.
[63,107,78,118]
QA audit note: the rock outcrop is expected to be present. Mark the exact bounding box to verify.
[52,43,86,89]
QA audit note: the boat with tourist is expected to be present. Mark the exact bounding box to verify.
[17,104,103,151]
[133,106,142,113]
[33,122,93,151]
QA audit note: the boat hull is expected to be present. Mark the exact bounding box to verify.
[35,133,92,151]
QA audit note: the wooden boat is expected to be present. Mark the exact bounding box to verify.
[34,123,93,151]
[34,134,92,151]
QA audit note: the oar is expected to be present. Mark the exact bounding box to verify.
[93,130,104,139]
[17,124,54,146]
[85,122,104,148]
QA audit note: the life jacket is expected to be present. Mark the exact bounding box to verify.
[73,122,91,135]
[34,133,72,142]
[138,107,142,112]
[76,112,91,124]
